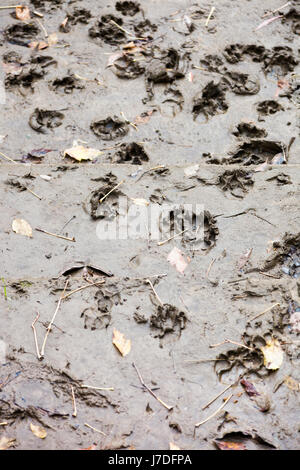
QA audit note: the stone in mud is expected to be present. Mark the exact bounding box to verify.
[89,15,126,45]
[29,108,64,133]
[114,142,149,164]
[91,117,129,141]
[192,81,228,119]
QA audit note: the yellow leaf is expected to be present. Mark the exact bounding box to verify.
[112,328,131,357]
[261,339,283,370]
[130,198,149,206]
[12,219,32,237]
[0,436,16,450]
[170,442,181,450]
[64,145,102,162]
[30,423,47,439]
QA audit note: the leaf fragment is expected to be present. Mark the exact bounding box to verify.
[16,6,31,21]
[12,219,33,238]
[30,423,47,439]
[63,145,102,162]
[240,379,260,397]
[261,338,283,370]
[112,328,131,357]
[0,436,16,450]
[167,247,189,274]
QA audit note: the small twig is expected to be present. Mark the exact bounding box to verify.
[259,271,281,279]
[40,280,69,357]
[35,18,48,38]
[202,383,234,410]
[210,339,253,351]
[146,279,164,306]
[0,151,17,164]
[132,362,173,411]
[25,187,42,200]
[61,280,105,301]
[205,6,215,27]
[262,1,291,17]
[0,5,22,9]
[0,422,8,426]
[84,423,107,436]
[157,228,189,246]
[250,302,280,321]
[35,227,75,242]
[59,215,76,234]
[71,385,77,417]
[33,10,44,18]
[195,393,233,428]
[81,385,114,391]
[135,165,166,182]
[99,180,125,204]
[31,313,42,360]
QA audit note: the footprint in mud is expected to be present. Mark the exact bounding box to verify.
[281,6,300,35]
[159,86,184,117]
[263,233,300,279]
[110,55,145,79]
[198,169,254,199]
[264,46,298,75]
[50,73,84,94]
[115,1,141,16]
[192,81,228,120]
[91,117,129,141]
[256,100,283,117]
[89,15,126,45]
[134,19,157,37]
[223,44,266,64]
[232,121,267,139]
[224,71,260,95]
[29,108,65,133]
[4,23,40,46]
[60,8,92,32]
[150,189,168,205]
[227,139,286,165]
[84,174,123,220]
[199,54,225,73]
[81,287,120,330]
[150,304,188,345]
[114,142,149,164]
[144,49,189,101]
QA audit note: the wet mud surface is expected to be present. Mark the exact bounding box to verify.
[0,0,300,450]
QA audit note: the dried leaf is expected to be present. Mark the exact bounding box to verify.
[167,247,189,274]
[284,376,300,391]
[240,379,260,397]
[0,436,16,450]
[16,6,31,21]
[255,15,282,31]
[64,145,102,162]
[130,198,149,206]
[12,219,33,238]
[170,442,181,450]
[112,328,131,357]
[30,423,47,439]
[215,440,246,450]
[261,338,283,370]
[133,110,154,126]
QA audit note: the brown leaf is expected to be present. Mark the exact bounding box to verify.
[133,110,154,126]
[215,440,246,450]
[30,423,47,439]
[240,379,260,397]
[0,436,16,450]
[112,328,131,357]
[16,6,31,21]
[12,218,33,237]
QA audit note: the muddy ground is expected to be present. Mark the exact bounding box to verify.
[0,0,300,451]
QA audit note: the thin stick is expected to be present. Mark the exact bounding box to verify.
[71,385,77,417]
[40,280,68,357]
[250,302,280,321]
[84,423,107,436]
[259,271,281,279]
[202,383,233,410]
[135,165,166,182]
[35,227,75,242]
[99,180,125,204]
[31,313,42,360]
[195,393,233,428]
[81,385,114,391]
[26,187,42,200]
[61,280,105,300]
[0,151,17,164]
[262,1,291,17]
[35,18,48,38]
[146,279,164,306]
[157,228,189,246]
[132,362,173,411]
[205,6,215,27]
[0,422,8,426]
[33,10,44,18]
[0,5,22,9]
[210,339,253,351]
